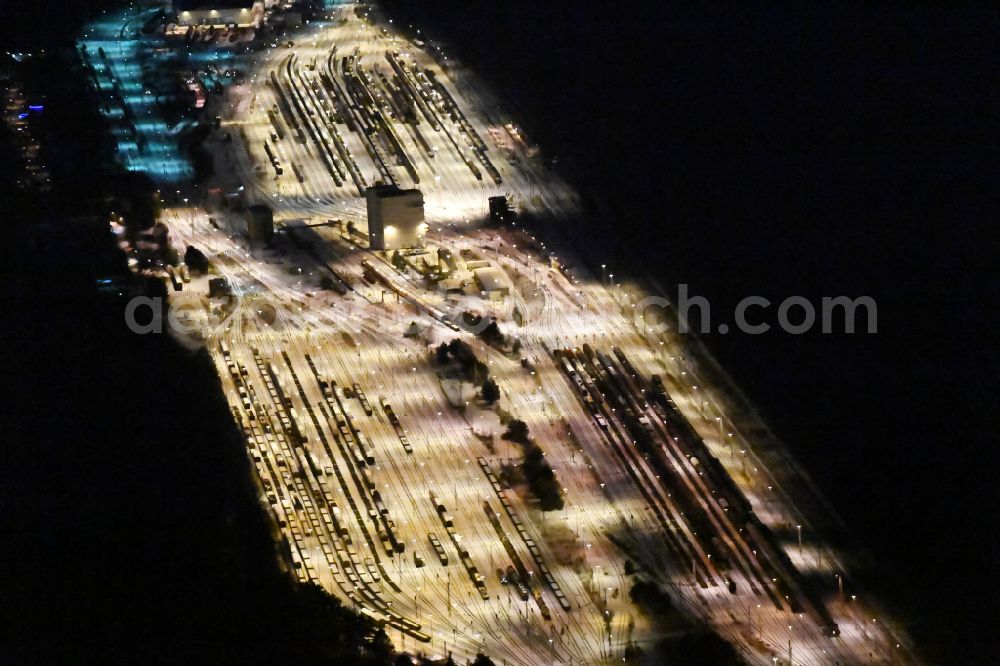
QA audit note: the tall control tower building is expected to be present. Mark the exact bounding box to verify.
[365,185,426,250]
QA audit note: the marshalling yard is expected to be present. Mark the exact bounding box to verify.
[82,3,917,664]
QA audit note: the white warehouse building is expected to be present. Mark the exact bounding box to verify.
[365,185,426,251]
[172,0,266,28]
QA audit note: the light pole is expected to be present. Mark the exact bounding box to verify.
[183,197,192,236]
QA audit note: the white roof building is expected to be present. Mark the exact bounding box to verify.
[173,1,265,28]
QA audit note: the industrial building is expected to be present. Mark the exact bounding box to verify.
[246,203,274,242]
[488,195,514,224]
[474,266,509,297]
[172,0,265,28]
[365,185,426,251]
[208,277,231,298]
[437,248,463,273]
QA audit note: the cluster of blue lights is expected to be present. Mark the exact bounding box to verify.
[78,7,194,184]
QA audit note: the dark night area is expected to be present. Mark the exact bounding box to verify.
[2,0,998,664]
[382,1,999,662]
[1,2,396,664]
